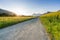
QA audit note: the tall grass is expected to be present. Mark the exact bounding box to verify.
[0,16,34,29]
[40,12,60,40]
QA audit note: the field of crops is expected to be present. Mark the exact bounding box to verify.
[0,16,34,29]
[40,11,60,40]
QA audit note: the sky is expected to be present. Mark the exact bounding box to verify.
[0,0,60,15]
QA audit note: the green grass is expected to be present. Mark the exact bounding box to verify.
[40,11,60,40]
[0,16,34,29]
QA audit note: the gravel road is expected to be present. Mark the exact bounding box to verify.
[0,18,50,40]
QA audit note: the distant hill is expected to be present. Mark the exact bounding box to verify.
[33,13,41,16]
[0,9,16,16]
[42,10,60,16]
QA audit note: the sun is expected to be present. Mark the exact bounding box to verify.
[8,7,28,15]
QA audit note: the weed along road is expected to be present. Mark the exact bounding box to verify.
[0,18,50,40]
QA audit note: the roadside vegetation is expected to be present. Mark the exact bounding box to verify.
[0,11,35,29]
[40,11,60,40]
[0,16,34,29]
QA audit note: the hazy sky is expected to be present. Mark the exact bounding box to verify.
[0,0,60,15]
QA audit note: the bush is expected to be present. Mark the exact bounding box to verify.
[40,11,60,40]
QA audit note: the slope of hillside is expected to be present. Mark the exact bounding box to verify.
[0,9,16,16]
[40,11,60,40]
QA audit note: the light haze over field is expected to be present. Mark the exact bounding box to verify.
[0,0,60,15]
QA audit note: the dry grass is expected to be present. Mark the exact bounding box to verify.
[0,16,34,29]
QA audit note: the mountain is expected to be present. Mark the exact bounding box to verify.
[33,13,41,16]
[0,9,16,16]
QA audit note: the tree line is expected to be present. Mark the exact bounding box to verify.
[0,13,16,16]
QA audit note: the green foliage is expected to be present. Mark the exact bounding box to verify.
[0,16,34,29]
[40,12,60,40]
